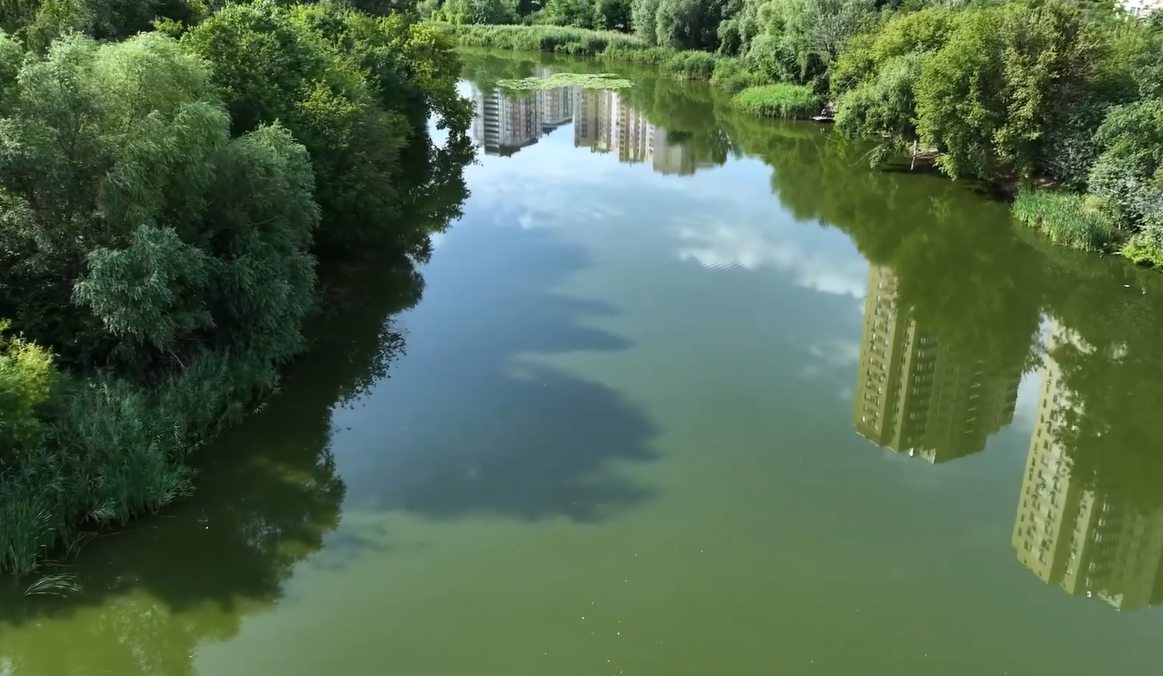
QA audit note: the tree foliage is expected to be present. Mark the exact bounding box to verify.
[0,1,473,575]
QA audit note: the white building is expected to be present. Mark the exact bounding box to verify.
[1123,0,1162,17]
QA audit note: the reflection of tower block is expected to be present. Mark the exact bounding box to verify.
[651,127,696,175]
[852,265,1020,462]
[573,89,601,149]
[470,85,541,156]
[1012,320,1163,611]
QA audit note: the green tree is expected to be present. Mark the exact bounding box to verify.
[653,0,722,51]
[182,2,411,255]
[631,0,661,43]
[915,0,1115,181]
[0,31,318,375]
[441,0,515,23]
[1086,98,1163,259]
[541,0,596,27]
[594,0,631,29]
[747,0,877,89]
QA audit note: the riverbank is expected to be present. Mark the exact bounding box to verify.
[442,23,818,118]
[0,4,471,578]
[435,0,1163,267]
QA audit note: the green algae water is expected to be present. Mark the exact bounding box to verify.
[4,50,1163,676]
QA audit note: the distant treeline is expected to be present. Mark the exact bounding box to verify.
[436,0,1163,263]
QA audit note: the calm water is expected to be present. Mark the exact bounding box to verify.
[4,50,1163,675]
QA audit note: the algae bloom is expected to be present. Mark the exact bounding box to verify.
[496,72,633,90]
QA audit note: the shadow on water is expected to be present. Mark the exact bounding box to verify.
[352,223,660,523]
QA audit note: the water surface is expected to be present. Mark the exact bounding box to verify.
[4,50,1163,676]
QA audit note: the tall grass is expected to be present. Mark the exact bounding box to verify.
[447,23,731,85]
[731,84,821,120]
[0,347,277,576]
[1011,189,1120,253]
[450,23,647,56]
[661,51,717,80]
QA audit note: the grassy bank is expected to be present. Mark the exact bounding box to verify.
[731,84,821,120]
[1011,189,1120,254]
[446,22,761,91]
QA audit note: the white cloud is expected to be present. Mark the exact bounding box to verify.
[676,221,868,299]
[808,340,862,367]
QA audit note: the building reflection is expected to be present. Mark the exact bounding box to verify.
[1012,320,1163,612]
[853,265,1020,463]
[470,76,714,175]
[574,88,716,175]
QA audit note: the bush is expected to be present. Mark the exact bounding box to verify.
[441,0,517,25]
[710,56,763,94]
[661,49,716,79]
[452,22,646,54]
[0,323,58,461]
[1011,189,1119,253]
[731,83,820,119]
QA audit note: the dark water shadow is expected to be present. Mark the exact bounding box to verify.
[345,222,661,524]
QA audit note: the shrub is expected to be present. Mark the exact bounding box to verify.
[452,22,648,54]
[661,49,717,80]
[710,56,763,94]
[731,83,820,119]
[1012,189,1119,253]
[0,323,58,460]
[441,0,517,25]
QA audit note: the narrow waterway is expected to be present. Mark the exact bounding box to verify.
[4,50,1163,676]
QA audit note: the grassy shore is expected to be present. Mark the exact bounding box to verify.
[1011,189,1120,254]
[730,83,821,120]
[446,23,822,120]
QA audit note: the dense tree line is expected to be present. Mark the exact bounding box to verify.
[0,0,471,575]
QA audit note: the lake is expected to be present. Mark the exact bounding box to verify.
[3,49,1163,676]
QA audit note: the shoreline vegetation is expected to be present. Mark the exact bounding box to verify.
[430,0,1163,266]
[0,1,472,577]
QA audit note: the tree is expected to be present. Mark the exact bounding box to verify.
[1086,98,1163,260]
[631,0,661,43]
[747,0,877,89]
[915,0,1117,181]
[182,2,411,255]
[541,0,596,27]
[594,0,631,29]
[654,0,722,51]
[0,31,318,375]
[441,0,515,23]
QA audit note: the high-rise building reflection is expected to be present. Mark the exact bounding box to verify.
[853,266,1020,462]
[469,75,714,174]
[574,89,714,175]
[471,84,543,157]
[1012,320,1163,611]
